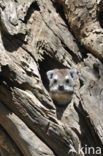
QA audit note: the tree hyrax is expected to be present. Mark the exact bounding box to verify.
[46,68,77,106]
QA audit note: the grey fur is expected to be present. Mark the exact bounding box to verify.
[46,68,77,106]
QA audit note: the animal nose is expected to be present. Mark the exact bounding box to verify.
[59,84,64,90]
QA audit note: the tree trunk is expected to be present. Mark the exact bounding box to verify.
[0,0,103,156]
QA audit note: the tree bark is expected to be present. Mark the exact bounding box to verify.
[0,0,103,156]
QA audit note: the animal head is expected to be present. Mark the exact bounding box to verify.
[46,68,77,94]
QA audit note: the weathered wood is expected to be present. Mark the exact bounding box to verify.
[0,0,103,155]
[0,102,54,156]
[55,0,103,59]
[0,126,21,156]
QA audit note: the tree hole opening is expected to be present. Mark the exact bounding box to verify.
[98,11,103,28]
[38,54,64,90]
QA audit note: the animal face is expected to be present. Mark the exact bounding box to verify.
[46,69,77,94]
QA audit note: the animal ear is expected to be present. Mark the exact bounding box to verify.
[69,69,77,80]
[46,70,54,80]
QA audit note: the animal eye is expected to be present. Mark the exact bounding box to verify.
[66,79,69,83]
[54,79,57,83]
